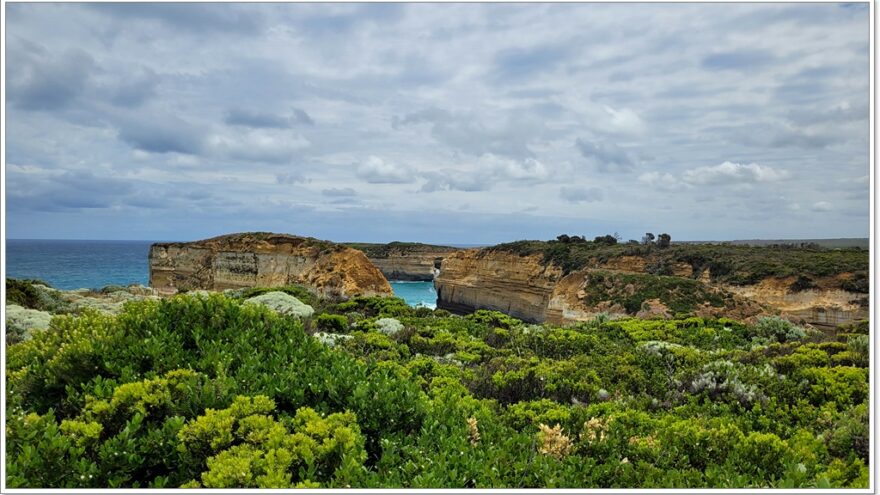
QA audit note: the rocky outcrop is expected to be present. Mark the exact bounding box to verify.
[435,247,867,327]
[348,242,460,281]
[434,250,563,322]
[722,275,868,328]
[150,233,392,299]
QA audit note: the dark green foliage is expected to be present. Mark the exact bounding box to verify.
[5,278,71,313]
[790,275,817,292]
[6,291,869,488]
[315,314,349,333]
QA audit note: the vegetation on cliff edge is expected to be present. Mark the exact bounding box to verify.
[488,240,867,290]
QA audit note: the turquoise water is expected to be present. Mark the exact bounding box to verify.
[388,281,437,308]
[6,239,436,308]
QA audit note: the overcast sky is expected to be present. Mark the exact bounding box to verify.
[5,3,870,244]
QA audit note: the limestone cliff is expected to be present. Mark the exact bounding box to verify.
[347,242,460,281]
[435,244,868,327]
[434,250,563,322]
[150,233,392,299]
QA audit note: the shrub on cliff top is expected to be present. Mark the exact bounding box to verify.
[6,278,71,313]
[5,304,53,344]
[244,292,315,319]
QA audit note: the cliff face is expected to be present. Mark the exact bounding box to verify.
[348,242,460,281]
[434,250,562,322]
[150,233,392,299]
[435,247,867,327]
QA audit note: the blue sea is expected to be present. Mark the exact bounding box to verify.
[5,239,437,308]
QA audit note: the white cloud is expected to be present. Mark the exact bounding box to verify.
[682,161,791,186]
[207,129,310,164]
[638,171,682,191]
[603,106,645,135]
[812,201,832,212]
[356,156,415,184]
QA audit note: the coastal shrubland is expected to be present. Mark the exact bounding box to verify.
[489,239,868,289]
[5,289,869,488]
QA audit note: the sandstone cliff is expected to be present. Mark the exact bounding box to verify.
[150,233,392,299]
[434,250,563,322]
[435,243,868,327]
[347,242,460,281]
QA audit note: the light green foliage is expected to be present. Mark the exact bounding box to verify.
[179,397,366,488]
[244,292,315,319]
[5,289,868,488]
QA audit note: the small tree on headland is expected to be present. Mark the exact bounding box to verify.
[642,233,655,245]
[657,233,671,249]
[556,234,571,243]
[593,234,618,245]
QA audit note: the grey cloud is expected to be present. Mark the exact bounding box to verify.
[394,108,540,159]
[322,187,356,197]
[8,170,133,212]
[116,116,205,154]
[276,172,307,185]
[8,44,95,111]
[492,44,572,82]
[575,138,635,173]
[701,50,775,71]
[225,108,314,129]
[560,186,603,203]
[109,68,160,108]
[89,3,265,34]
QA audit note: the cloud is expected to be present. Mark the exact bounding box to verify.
[603,106,645,135]
[116,116,206,155]
[393,108,540,159]
[356,156,415,184]
[225,108,315,129]
[420,172,488,193]
[276,172,307,184]
[638,171,682,191]
[419,154,549,193]
[575,138,635,172]
[89,3,265,34]
[492,43,572,82]
[207,129,310,163]
[701,50,775,71]
[322,187,356,197]
[560,186,603,203]
[7,44,95,111]
[682,162,791,186]
[109,68,160,108]
[812,201,833,212]
[3,3,870,241]
[7,169,133,212]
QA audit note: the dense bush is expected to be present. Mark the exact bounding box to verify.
[6,292,869,488]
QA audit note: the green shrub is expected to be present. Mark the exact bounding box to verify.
[315,314,348,333]
[752,317,806,344]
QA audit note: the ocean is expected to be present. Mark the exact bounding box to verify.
[4,239,437,308]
